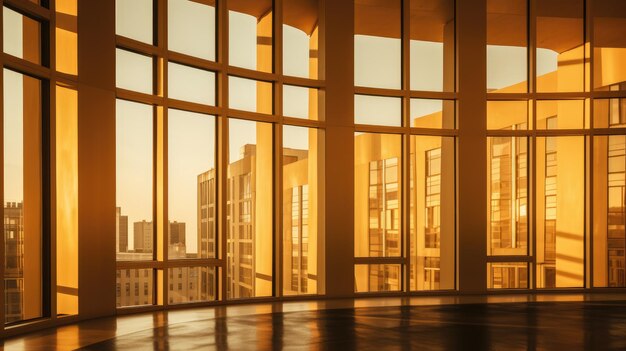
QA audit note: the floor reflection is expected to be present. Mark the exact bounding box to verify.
[73,301,626,350]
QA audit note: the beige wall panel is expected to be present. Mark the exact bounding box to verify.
[595,48,626,89]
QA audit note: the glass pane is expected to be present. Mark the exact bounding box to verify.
[116,49,153,94]
[409,0,455,92]
[355,133,402,257]
[168,0,216,60]
[487,137,528,256]
[168,62,216,105]
[3,7,41,65]
[355,264,401,292]
[487,0,527,93]
[411,99,455,129]
[116,100,153,261]
[536,100,585,129]
[168,267,217,304]
[354,0,401,89]
[283,0,319,79]
[227,119,273,298]
[283,85,319,120]
[593,135,626,287]
[536,136,584,288]
[536,0,584,92]
[3,69,42,324]
[487,263,529,289]
[594,98,626,128]
[354,95,401,127]
[283,126,321,296]
[56,84,79,316]
[487,101,528,130]
[56,0,78,76]
[228,76,273,114]
[168,109,216,259]
[116,0,153,44]
[228,0,273,72]
[116,269,153,307]
[593,0,626,91]
[409,136,455,291]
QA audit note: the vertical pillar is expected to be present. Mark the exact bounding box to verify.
[77,0,116,317]
[323,0,354,297]
[457,0,487,293]
[256,122,274,296]
[23,74,42,320]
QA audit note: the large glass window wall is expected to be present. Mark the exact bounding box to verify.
[2,0,626,336]
[115,0,324,308]
[486,0,626,290]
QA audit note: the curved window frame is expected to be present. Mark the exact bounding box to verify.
[114,0,326,309]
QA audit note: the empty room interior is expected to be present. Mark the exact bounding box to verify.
[2,0,626,349]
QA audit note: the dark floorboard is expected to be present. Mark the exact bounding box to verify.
[77,301,626,350]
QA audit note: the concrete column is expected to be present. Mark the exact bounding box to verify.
[323,0,354,297]
[77,0,116,318]
[457,0,487,293]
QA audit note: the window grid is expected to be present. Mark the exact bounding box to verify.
[114,0,324,308]
[485,0,626,291]
[353,0,457,294]
[1,0,81,327]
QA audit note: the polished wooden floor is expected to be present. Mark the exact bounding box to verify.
[3,294,626,350]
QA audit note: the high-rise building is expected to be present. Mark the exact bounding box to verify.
[487,134,530,289]
[197,145,315,298]
[282,148,313,295]
[197,169,216,259]
[4,202,24,323]
[606,109,626,287]
[169,221,186,246]
[133,221,153,253]
[116,207,128,253]
[167,266,216,304]
[116,268,153,308]
[224,145,256,298]
[366,156,401,291]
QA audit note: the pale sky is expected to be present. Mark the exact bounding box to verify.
[168,109,215,255]
[169,62,216,105]
[116,100,153,236]
[283,125,309,150]
[487,45,558,90]
[3,8,23,61]
[228,118,258,162]
[4,69,24,204]
[4,9,25,204]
